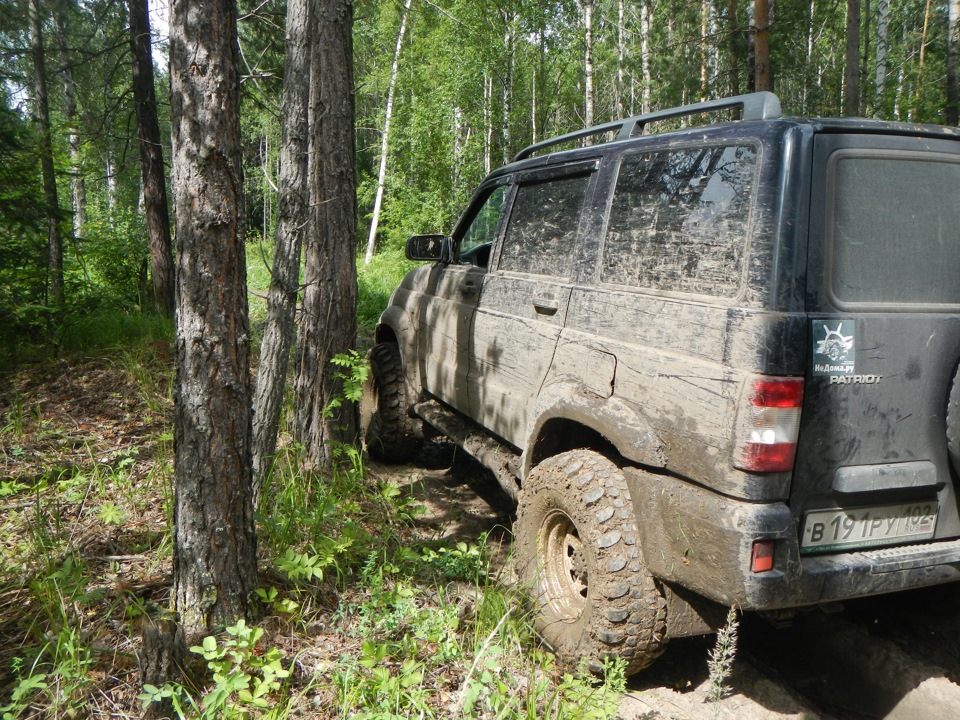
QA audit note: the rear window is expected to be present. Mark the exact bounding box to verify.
[602,144,757,297]
[829,150,960,308]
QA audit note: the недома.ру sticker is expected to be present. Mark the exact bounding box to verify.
[813,320,855,376]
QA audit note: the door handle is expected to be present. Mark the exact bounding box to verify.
[533,294,558,315]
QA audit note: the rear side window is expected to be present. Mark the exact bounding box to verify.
[499,173,590,277]
[829,150,960,308]
[602,144,757,297]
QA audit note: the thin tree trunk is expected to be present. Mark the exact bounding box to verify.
[948,0,960,124]
[641,0,651,114]
[169,0,258,639]
[914,0,932,116]
[364,0,410,265]
[728,0,741,96]
[129,0,175,317]
[483,71,492,174]
[616,0,625,117]
[583,0,594,130]
[252,0,312,500]
[54,8,85,242]
[501,13,515,163]
[753,0,772,92]
[701,0,709,100]
[860,0,870,115]
[29,0,64,309]
[844,0,860,115]
[294,0,358,470]
[875,0,889,115]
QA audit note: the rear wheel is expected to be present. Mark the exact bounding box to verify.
[514,450,668,675]
[360,343,422,462]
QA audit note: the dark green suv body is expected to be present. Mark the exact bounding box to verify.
[361,93,960,673]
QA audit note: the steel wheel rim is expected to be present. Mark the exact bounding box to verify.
[540,509,588,621]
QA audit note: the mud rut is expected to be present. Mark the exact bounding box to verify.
[396,439,960,720]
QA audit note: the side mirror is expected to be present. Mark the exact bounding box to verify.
[406,234,454,263]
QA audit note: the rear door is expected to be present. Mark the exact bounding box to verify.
[467,161,599,447]
[792,132,960,554]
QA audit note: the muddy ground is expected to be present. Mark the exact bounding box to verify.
[399,445,960,720]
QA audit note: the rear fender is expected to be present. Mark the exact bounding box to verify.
[522,380,666,480]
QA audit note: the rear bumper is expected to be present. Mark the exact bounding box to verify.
[626,467,960,611]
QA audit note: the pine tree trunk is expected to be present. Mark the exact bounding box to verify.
[29,0,64,309]
[251,0,312,500]
[364,0,410,265]
[169,0,258,639]
[294,0,358,470]
[753,0,772,92]
[129,0,175,317]
[874,0,889,114]
[844,0,861,116]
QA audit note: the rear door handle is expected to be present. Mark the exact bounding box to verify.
[533,294,558,315]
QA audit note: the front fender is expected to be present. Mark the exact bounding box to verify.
[377,303,422,402]
[522,380,667,479]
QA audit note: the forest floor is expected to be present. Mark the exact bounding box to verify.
[3,353,960,719]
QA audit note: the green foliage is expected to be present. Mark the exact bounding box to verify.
[80,206,149,306]
[707,606,741,706]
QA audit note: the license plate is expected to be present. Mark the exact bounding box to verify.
[800,501,938,553]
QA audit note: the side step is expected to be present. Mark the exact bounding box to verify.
[414,400,522,501]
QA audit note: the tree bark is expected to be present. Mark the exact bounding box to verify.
[294,0,358,470]
[844,0,861,116]
[753,0,772,92]
[169,0,258,639]
[54,6,86,243]
[364,0,410,265]
[641,0,651,113]
[29,0,64,309]
[583,0,594,130]
[728,0,741,97]
[129,0,175,317]
[947,0,959,124]
[251,0,313,500]
[875,0,889,115]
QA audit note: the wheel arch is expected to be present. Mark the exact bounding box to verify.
[522,384,667,481]
[375,306,421,402]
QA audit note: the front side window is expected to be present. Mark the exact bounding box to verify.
[458,185,508,266]
[498,173,590,277]
[829,150,960,307]
[602,144,757,297]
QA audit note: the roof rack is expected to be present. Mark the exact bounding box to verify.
[512,91,782,162]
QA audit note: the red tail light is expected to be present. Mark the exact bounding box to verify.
[734,377,804,472]
[751,540,776,573]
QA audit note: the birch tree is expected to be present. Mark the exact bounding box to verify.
[948,0,959,124]
[364,0,410,265]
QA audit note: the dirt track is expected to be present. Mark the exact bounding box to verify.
[397,443,960,720]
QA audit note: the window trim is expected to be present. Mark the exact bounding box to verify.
[595,139,762,303]
[824,147,960,313]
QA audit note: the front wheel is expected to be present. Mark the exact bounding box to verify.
[360,343,422,462]
[514,450,668,675]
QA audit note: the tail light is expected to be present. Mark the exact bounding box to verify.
[734,376,804,473]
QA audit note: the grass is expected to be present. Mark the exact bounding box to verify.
[0,326,628,719]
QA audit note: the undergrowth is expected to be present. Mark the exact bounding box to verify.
[0,341,628,719]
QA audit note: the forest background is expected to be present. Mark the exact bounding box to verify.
[1,0,960,718]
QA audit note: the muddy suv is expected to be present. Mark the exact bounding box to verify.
[361,92,960,674]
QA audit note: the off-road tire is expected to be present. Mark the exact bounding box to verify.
[360,343,422,462]
[947,363,960,475]
[514,450,668,675]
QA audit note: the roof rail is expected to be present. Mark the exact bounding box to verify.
[512,91,782,162]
